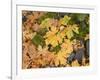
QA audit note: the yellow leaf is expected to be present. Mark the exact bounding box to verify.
[71,60,80,66]
[54,39,73,66]
[66,28,74,39]
[54,50,67,66]
[59,15,71,25]
[40,18,51,29]
[44,26,59,47]
[63,24,79,39]
[61,39,73,54]
[56,31,65,44]
[84,34,89,40]
[72,24,79,34]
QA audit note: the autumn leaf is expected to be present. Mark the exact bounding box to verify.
[44,26,59,47]
[84,34,89,40]
[56,31,66,44]
[63,24,79,39]
[54,39,73,66]
[71,60,80,66]
[65,27,74,39]
[40,18,51,29]
[59,15,71,25]
[72,24,79,34]
[61,39,73,54]
[54,50,67,66]
[40,18,57,29]
[23,30,36,42]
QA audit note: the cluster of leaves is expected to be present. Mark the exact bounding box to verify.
[32,15,79,49]
[22,11,89,68]
[68,13,89,38]
[38,12,89,39]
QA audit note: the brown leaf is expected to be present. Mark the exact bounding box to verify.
[32,23,40,32]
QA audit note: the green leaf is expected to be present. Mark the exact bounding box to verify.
[51,45,61,53]
[76,14,87,21]
[37,28,48,36]
[32,34,45,46]
[38,12,58,23]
